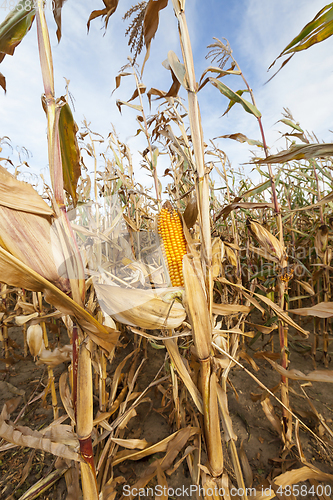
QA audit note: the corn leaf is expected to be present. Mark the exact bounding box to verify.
[210,78,262,118]
[58,102,81,207]
[0,165,53,215]
[291,301,333,318]
[253,143,333,164]
[52,0,68,42]
[264,357,333,383]
[270,4,333,73]
[142,0,168,73]
[87,0,119,31]
[167,50,189,90]
[215,133,263,147]
[0,245,118,351]
[0,1,35,56]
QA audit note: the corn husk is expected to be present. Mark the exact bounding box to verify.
[26,324,45,358]
[94,284,186,330]
[247,218,287,266]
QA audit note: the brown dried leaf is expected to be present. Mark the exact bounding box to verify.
[164,338,203,414]
[253,143,333,164]
[273,465,333,487]
[142,0,168,72]
[216,384,237,442]
[59,371,75,423]
[247,219,287,266]
[219,278,309,337]
[0,403,81,462]
[52,0,68,42]
[110,437,148,450]
[291,301,333,318]
[87,0,119,31]
[217,201,274,221]
[112,427,199,466]
[183,196,198,229]
[212,302,251,316]
[245,321,278,335]
[264,357,333,383]
[294,279,315,296]
[261,397,282,435]
[239,440,253,488]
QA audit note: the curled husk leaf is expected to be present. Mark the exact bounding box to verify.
[94,284,186,330]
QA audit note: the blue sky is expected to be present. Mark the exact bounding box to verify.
[0,0,332,193]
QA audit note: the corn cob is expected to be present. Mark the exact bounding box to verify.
[158,202,187,287]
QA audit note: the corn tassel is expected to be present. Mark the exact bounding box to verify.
[158,202,187,287]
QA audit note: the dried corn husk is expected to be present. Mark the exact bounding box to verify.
[94,284,186,330]
[36,345,72,367]
[183,255,211,360]
[247,218,287,266]
[314,224,329,259]
[27,324,45,358]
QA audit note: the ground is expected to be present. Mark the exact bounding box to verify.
[0,313,333,499]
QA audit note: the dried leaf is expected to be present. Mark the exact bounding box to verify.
[52,0,68,42]
[212,302,251,316]
[239,440,253,488]
[294,279,315,296]
[167,50,189,89]
[264,357,333,383]
[219,278,309,337]
[291,301,333,318]
[87,0,119,31]
[0,403,81,462]
[215,133,263,147]
[0,165,53,216]
[164,338,203,414]
[110,437,148,450]
[261,397,282,435]
[183,196,198,229]
[142,0,168,72]
[273,465,333,487]
[253,143,333,164]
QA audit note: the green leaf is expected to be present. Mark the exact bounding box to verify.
[0,1,35,56]
[278,119,303,132]
[58,103,81,207]
[0,0,35,91]
[269,3,333,73]
[167,50,189,90]
[210,78,261,118]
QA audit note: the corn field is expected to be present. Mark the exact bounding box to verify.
[0,1,333,499]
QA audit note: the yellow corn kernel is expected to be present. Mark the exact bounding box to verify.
[158,203,187,287]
